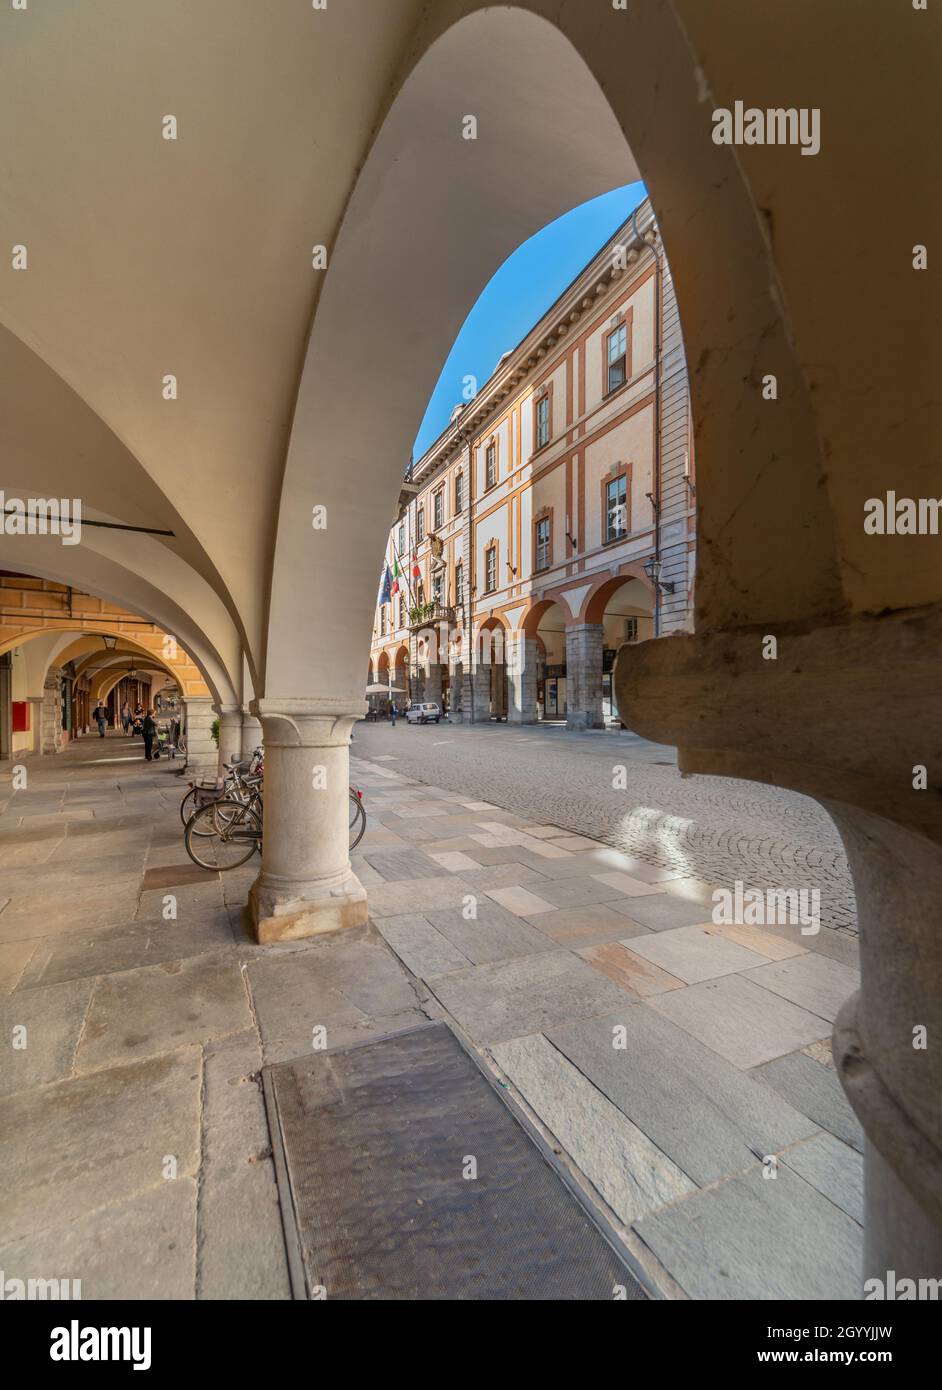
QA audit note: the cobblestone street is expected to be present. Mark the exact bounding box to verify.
[354,721,858,935]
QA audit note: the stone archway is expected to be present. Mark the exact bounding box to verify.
[574,571,656,729]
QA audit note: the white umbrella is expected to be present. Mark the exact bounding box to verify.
[365,683,405,694]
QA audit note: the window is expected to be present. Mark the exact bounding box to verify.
[485,442,497,489]
[417,507,425,541]
[606,474,628,542]
[535,394,550,449]
[535,516,551,572]
[434,489,444,531]
[398,522,405,554]
[454,471,464,514]
[432,570,444,603]
[454,560,464,606]
[484,545,497,593]
[607,323,627,394]
[379,605,387,636]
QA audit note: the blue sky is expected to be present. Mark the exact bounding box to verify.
[413,181,647,460]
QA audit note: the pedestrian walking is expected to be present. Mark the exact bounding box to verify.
[92,701,109,737]
[142,708,158,761]
[390,704,397,727]
[121,701,131,735]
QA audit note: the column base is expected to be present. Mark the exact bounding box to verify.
[566,711,603,731]
[249,867,369,943]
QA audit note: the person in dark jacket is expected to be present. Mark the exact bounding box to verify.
[142,708,158,761]
[92,702,109,737]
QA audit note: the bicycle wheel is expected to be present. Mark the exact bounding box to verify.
[180,785,203,827]
[184,800,261,870]
[349,789,366,851]
[181,785,233,834]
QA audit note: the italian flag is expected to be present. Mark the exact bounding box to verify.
[390,558,401,595]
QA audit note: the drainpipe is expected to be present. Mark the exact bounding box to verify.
[652,234,662,637]
[456,421,476,723]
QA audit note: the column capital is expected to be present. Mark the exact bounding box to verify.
[250,698,363,748]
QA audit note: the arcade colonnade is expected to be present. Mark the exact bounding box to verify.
[1,1,938,1283]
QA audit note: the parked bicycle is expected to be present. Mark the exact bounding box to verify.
[179,747,264,833]
[183,781,366,871]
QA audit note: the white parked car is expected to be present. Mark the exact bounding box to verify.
[405,702,442,725]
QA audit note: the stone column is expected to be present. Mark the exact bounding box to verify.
[565,623,604,730]
[828,802,942,1284]
[249,699,368,943]
[241,707,262,759]
[40,669,64,755]
[424,663,443,708]
[215,706,242,773]
[507,634,539,724]
[184,696,217,778]
[470,660,491,721]
[450,624,473,722]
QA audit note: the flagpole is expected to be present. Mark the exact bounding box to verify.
[390,533,419,612]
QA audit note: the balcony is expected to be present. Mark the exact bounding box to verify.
[408,600,456,631]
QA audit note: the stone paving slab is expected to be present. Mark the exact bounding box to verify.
[526,876,627,908]
[0,886,143,942]
[492,1033,696,1225]
[19,912,236,990]
[752,1051,864,1152]
[362,849,450,881]
[781,1131,864,1224]
[660,877,722,906]
[525,902,648,947]
[427,950,632,1045]
[0,849,145,894]
[0,841,61,866]
[196,1029,292,1300]
[592,870,666,898]
[0,1180,198,1300]
[0,1047,202,1243]
[141,863,219,891]
[649,973,830,1069]
[743,952,859,1023]
[375,913,472,979]
[0,976,94,1095]
[198,1157,291,1300]
[577,941,678,998]
[246,929,418,1058]
[451,862,549,891]
[624,925,767,984]
[485,884,556,916]
[419,899,554,965]
[427,850,480,873]
[607,893,714,932]
[136,880,226,920]
[75,951,252,1072]
[546,1006,819,1186]
[633,1163,861,1300]
[704,921,807,960]
[0,940,35,995]
[365,874,479,918]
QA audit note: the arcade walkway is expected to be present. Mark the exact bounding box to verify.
[0,733,864,1299]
